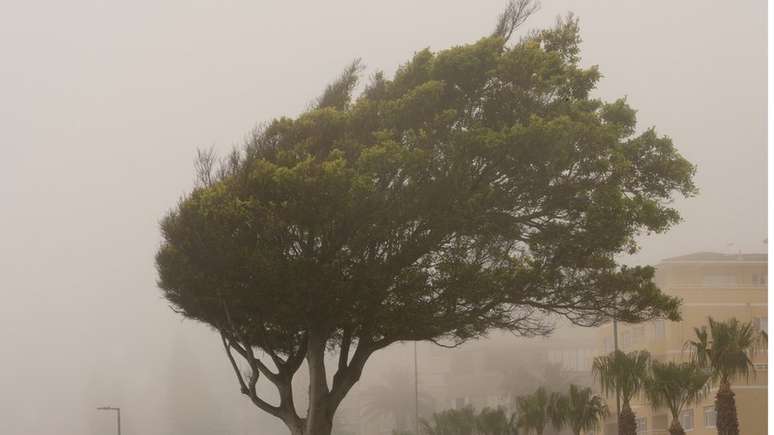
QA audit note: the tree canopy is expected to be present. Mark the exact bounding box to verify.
[644,361,709,435]
[155,3,695,434]
[555,384,609,435]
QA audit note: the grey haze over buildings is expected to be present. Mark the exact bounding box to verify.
[0,1,765,434]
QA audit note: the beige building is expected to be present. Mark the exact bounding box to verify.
[599,252,768,435]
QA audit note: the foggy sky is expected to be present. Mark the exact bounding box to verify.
[0,1,766,434]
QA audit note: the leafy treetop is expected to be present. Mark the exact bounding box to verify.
[156,9,695,433]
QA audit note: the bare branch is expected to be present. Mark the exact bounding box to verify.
[220,331,281,417]
[338,328,353,373]
[193,147,217,188]
[491,0,540,42]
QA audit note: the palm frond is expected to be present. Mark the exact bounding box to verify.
[644,360,710,420]
[686,317,762,384]
[592,350,651,405]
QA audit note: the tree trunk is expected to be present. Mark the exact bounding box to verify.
[716,379,740,435]
[302,333,335,435]
[668,418,685,435]
[618,401,637,435]
[303,415,333,435]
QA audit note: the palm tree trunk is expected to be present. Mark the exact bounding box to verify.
[618,401,637,435]
[716,379,740,435]
[667,418,685,435]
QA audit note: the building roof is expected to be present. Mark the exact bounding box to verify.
[661,251,767,264]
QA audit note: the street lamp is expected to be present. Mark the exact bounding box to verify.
[97,406,121,435]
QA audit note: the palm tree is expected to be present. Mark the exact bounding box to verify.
[476,407,518,435]
[592,350,651,435]
[644,360,710,435]
[686,317,764,435]
[420,406,477,435]
[553,384,609,435]
[515,387,564,435]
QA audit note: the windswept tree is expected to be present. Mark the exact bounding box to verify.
[686,317,764,435]
[553,384,608,435]
[515,387,563,435]
[643,361,709,435]
[592,350,650,435]
[154,1,695,433]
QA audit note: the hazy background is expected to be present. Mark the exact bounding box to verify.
[0,1,766,434]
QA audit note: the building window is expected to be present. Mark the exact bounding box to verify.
[702,274,736,287]
[635,416,647,434]
[654,319,666,338]
[680,409,694,431]
[652,414,669,432]
[703,406,716,428]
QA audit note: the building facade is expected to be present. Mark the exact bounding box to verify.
[599,252,768,435]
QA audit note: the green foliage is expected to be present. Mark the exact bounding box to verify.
[421,406,477,435]
[421,406,517,435]
[644,361,709,422]
[687,317,763,384]
[155,2,695,432]
[553,384,608,435]
[592,350,651,408]
[157,2,693,362]
[515,387,563,435]
[476,407,517,435]
[686,317,763,435]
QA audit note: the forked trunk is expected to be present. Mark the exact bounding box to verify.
[668,418,685,435]
[303,415,333,435]
[716,379,740,435]
[618,401,637,435]
[284,416,334,435]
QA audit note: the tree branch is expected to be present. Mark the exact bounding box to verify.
[220,331,281,418]
[338,328,353,373]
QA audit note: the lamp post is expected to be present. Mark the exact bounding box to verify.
[97,406,121,435]
[414,341,419,435]
[613,318,621,426]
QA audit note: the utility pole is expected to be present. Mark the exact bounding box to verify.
[97,406,121,435]
[414,341,419,435]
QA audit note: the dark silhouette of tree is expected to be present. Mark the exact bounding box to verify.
[154,1,695,433]
[476,407,518,435]
[515,387,563,435]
